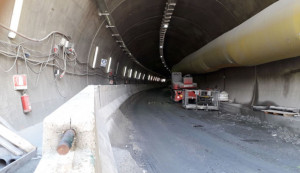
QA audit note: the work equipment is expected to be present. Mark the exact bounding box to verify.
[171,72,197,102]
[182,89,219,110]
[171,72,219,110]
[219,91,229,102]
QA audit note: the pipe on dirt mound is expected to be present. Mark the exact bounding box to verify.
[57,129,76,155]
[173,0,300,74]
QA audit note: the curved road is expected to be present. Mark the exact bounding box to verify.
[112,88,300,173]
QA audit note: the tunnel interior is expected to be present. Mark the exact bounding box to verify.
[104,0,277,75]
[2,0,300,172]
[2,0,298,129]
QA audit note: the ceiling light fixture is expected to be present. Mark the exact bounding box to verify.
[8,0,23,39]
[159,0,177,73]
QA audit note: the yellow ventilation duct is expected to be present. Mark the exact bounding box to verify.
[173,0,300,74]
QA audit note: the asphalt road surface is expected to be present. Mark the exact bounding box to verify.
[111,88,300,173]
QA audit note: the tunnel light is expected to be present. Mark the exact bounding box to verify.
[92,46,99,68]
[123,66,127,77]
[134,71,138,79]
[142,74,145,80]
[163,24,169,28]
[128,69,132,78]
[8,0,24,39]
[106,25,115,28]
[160,46,163,48]
[107,57,112,73]
[138,72,141,80]
[98,12,110,16]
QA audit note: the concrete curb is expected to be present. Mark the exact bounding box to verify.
[95,84,160,173]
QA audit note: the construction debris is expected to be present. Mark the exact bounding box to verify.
[0,124,36,173]
[262,110,299,117]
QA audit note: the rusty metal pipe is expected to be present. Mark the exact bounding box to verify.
[57,129,75,155]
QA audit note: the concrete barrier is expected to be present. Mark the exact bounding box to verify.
[35,84,159,173]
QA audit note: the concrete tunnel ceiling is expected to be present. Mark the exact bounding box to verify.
[100,0,277,76]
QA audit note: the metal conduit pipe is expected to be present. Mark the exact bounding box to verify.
[173,0,300,74]
[0,147,20,168]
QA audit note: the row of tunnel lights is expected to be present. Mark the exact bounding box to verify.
[92,46,166,83]
[159,1,177,73]
[99,8,163,80]
[122,66,166,82]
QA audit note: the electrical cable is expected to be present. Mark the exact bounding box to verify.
[0,46,20,73]
[0,22,113,91]
[54,76,67,98]
[0,23,70,42]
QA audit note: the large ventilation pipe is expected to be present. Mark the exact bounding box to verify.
[173,0,300,74]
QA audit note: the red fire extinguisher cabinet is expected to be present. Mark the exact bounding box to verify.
[21,94,32,113]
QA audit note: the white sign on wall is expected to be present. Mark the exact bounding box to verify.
[13,74,28,90]
[100,59,107,67]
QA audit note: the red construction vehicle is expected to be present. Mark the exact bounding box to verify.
[171,72,197,102]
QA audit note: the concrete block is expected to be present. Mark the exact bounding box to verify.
[35,84,160,173]
[35,86,100,173]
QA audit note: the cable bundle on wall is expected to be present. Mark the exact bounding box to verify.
[0,23,110,87]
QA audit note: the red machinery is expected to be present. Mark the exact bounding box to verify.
[171,72,197,102]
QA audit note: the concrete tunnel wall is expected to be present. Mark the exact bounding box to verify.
[0,0,155,130]
[0,0,299,132]
[194,56,300,108]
